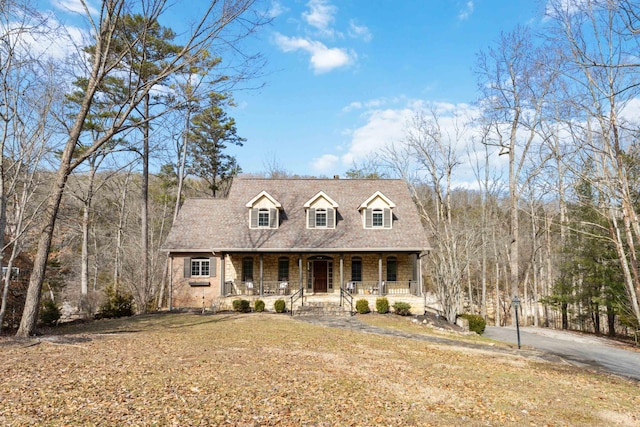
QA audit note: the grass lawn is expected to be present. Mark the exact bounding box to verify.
[1,312,638,426]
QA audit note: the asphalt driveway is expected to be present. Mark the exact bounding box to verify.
[484,326,640,381]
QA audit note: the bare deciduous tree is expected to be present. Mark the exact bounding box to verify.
[17,0,267,337]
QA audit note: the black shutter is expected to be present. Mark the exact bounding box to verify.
[184,258,191,278]
[384,208,391,228]
[365,208,373,228]
[209,257,217,277]
[308,208,315,228]
[270,208,277,228]
[250,208,258,228]
[327,208,335,228]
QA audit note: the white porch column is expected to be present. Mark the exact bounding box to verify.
[378,253,383,296]
[298,255,303,291]
[259,254,264,297]
[219,253,225,296]
[168,255,173,311]
[340,254,344,290]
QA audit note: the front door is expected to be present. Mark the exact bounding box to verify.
[313,260,328,293]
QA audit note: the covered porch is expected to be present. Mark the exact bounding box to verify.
[219,251,424,298]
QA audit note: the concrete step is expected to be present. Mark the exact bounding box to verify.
[294,301,352,317]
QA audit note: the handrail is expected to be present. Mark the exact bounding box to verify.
[340,287,354,315]
[290,287,303,316]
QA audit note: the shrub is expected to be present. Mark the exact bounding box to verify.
[232,299,251,313]
[96,287,133,319]
[392,301,412,316]
[254,299,265,312]
[40,299,61,326]
[459,313,486,335]
[376,297,389,314]
[355,299,370,314]
[274,298,286,313]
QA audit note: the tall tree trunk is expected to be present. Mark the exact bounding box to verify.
[544,211,553,328]
[141,94,150,313]
[16,162,70,336]
[508,127,519,326]
[80,158,97,310]
[607,303,615,337]
[114,171,131,290]
[492,228,501,327]
[173,107,191,223]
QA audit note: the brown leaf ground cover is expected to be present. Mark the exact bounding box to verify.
[1,312,638,426]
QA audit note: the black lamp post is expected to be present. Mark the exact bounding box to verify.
[512,295,521,349]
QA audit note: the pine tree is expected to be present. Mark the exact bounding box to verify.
[188,92,245,197]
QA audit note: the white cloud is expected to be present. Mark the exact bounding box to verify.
[302,0,337,36]
[267,0,288,18]
[544,0,588,18]
[52,0,98,15]
[10,13,86,61]
[274,33,353,73]
[311,154,340,173]
[341,108,415,165]
[458,1,474,21]
[342,101,363,112]
[340,101,485,184]
[348,20,372,42]
[341,97,399,113]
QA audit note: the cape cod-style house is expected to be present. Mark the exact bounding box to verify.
[162,177,431,311]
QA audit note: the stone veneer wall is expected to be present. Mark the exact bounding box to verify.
[226,252,416,293]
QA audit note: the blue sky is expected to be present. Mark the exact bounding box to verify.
[228,0,546,177]
[38,0,546,179]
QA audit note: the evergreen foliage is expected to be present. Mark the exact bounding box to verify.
[274,299,286,313]
[459,313,486,335]
[376,297,390,314]
[188,92,245,197]
[355,299,370,314]
[96,287,134,319]
[232,299,251,313]
[392,301,411,316]
[40,299,61,326]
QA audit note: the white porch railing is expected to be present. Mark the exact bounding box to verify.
[224,280,420,297]
[343,280,420,296]
[225,280,292,296]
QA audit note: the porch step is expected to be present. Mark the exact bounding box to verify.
[294,301,352,317]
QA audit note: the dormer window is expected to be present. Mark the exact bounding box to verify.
[360,191,395,229]
[246,191,281,229]
[305,191,339,229]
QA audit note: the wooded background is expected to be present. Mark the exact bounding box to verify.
[2,0,640,339]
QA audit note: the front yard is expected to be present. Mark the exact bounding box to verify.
[1,312,638,426]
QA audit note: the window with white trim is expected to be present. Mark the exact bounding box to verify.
[258,209,270,227]
[364,207,392,229]
[316,209,327,227]
[372,209,383,227]
[191,258,210,277]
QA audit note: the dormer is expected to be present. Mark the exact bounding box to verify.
[304,191,339,229]
[246,191,282,229]
[359,191,395,229]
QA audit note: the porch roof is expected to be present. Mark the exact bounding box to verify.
[163,178,432,254]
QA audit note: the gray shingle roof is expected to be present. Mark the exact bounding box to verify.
[162,177,431,253]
